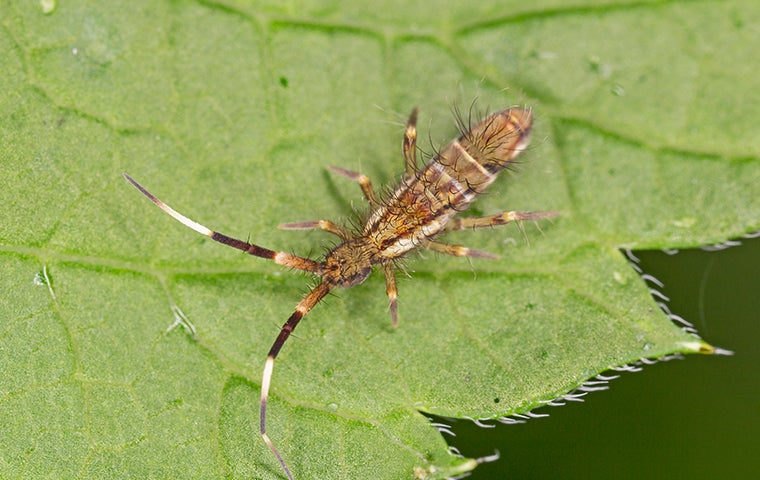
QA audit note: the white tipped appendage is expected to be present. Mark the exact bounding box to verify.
[261,355,275,401]
[260,355,294,480]
[123,173,214,237]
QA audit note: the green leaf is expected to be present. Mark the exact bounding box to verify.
[1,1,758,479]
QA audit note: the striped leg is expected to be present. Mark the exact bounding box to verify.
[123,173,322,273]
[278,220,352,240]
[326,165,380,206]
[446,210,559,231]
[422,239,499,259]
[260,280,333,480]
[402,108,418,177]
[381,262,399,327]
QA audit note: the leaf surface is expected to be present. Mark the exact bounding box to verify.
[1,1,758,478]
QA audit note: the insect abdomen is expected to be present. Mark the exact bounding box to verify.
[457,108,533,177]
[366,108,533,258]
[421,108,533,207]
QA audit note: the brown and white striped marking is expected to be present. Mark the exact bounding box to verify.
[124,106,557,479]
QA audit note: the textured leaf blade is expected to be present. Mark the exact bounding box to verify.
[1,1,758,479]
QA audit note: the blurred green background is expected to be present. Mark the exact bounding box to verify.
[448,237,759,479]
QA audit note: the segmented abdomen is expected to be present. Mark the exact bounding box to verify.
[365,108,533,258]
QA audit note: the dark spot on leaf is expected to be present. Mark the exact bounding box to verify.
[588,58,601,73]
[279,76,289,88]
[468,205,484,217]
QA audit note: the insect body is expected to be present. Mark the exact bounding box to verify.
[124,107,556,479]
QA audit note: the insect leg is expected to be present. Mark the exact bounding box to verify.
[402,108,418,177]
[381,262,399,327]
[445,210,560,231]
[422,240,499,259]
[260,280,333,480]
[123,173,322,273]
[326,165,380,206]
[278,220,353,240]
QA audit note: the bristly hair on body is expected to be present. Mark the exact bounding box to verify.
[124,105,558,479]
